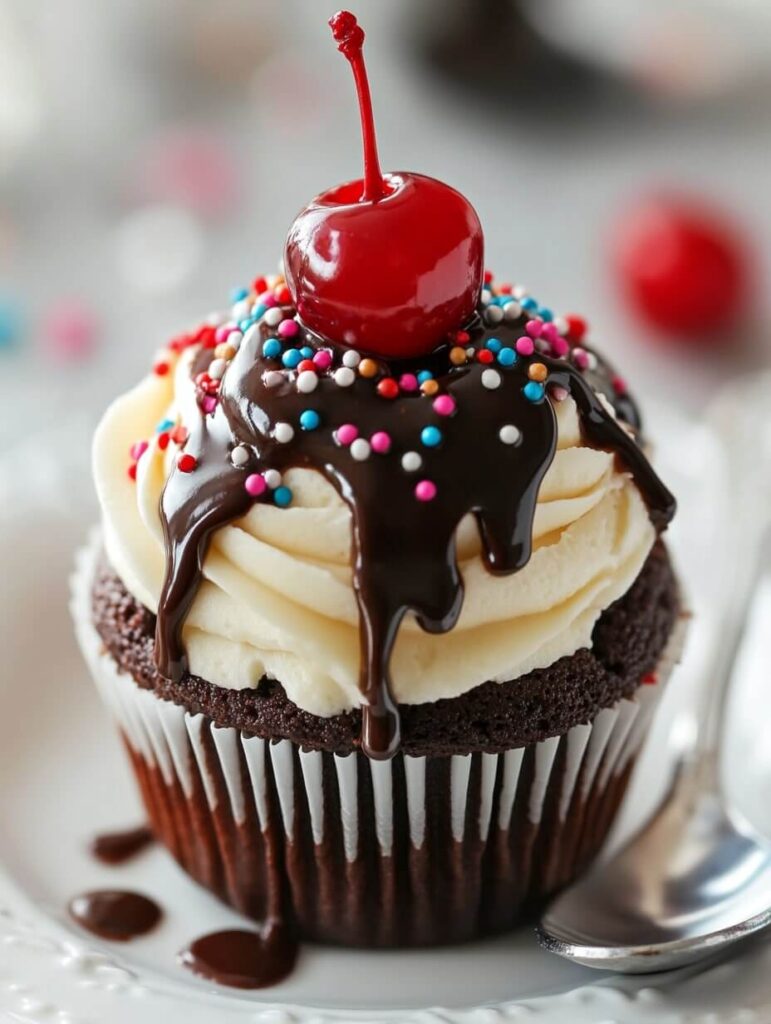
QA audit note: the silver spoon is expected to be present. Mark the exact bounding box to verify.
[538,383,771,974]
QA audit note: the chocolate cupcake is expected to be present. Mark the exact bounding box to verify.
[72,12,681,957]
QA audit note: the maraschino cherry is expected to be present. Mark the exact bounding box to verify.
[284,11,484,360]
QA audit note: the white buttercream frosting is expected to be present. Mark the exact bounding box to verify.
[93,347,655,717]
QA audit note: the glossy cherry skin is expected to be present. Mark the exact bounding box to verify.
[284,172,484,358]
[612,196,751,341]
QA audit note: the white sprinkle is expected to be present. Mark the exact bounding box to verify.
[263,370,283,388]
[554,316,569,335]
[481,289,493,305]
[466,346,475,357]
[228,330,243,350]
[297,370,318,393]
[586,351,598,370]
[208,358,227,380]
[503,301,522,322]
[274,422,294,444]
[550,385,569,403]
[484,305,504,325]
[499,424,521,445]
[231,445,250,467]
[350,438,371,461]
[481,368,501,390]
[232,299,251,321]
[401,451,422,472]
[263,307,284,327]
[535,338,550,353]
[513,285,529,300]
[342,349,361,368]
[334,366,356,387]
[264,469,282,489]
[206,311,228,327]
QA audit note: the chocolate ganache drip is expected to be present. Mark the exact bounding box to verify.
[155,300,675,760]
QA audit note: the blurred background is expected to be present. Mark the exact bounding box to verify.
[1,0,769,451]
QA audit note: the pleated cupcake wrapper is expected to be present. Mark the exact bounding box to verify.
[71,537,679,945]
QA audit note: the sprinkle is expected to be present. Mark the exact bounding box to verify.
[263,370,283,388]
[513,285,529,300]
[528,362,548,382]
[258,290,277,308]
[277,319,299,339]
[300,409,321,431]
[399,373,418,392]
[433,394,456,417]
[402,451,422,472]
[263,338,282,359]
[264,469,282,489]
[231,287,249,303]
[515,336,534,357]
[209,358,227,380]
[523,381,545,402]
[214,342,236,360]
[503,301,522,322]
[499,424,521,445]
[550,385,569,402]
[253,275,268,293]
[350,438,371,461]
[377,378,399,400]
[371,431,392,454]
[497,347,517,367]
[565,314,587,340]
[521,297,538,312]
[263,307,284,327]
[484,269,494,285]
[417,370,433,384]
[127,464,137,481]
[477,349,494,365]
[201,395,218,413]
[484,305,504,325]
[485,337,502,353]
[282,348,302,369]
[554,316,569,335]
[449,346,467,366]
[525,320,543,339]
[342,349,361,368]
[538,307,553,322]
[455,330,471,344]
[420,379,439,396]
[421,425,443,448]
[313,349,333,371]
[232,299,252,322]
[274,284,291,304]
[415,480,437,502]
[273,485,293,507]
[300,346,313,359]
[171,425,188,445]
[153,360,170,376]
[334,366,356,387]
[231,445,250,467]
[481,289,493,305]
[245,473,267,496]
[297,359,315,373]
[612,375,628,396]
[481,369,501,390]
[274,422,294,443]
[177,453,197,473]
[336,424,359,446]
[129,440,149,461]
[550,336,570,358]
[359,358,379,378]
[297,369,318,393]
[642,672,658,686]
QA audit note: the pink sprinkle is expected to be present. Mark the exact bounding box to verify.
[572,348,589,370]
[612,375,628,396]
[258,290,277,309]
[399,373,418,392]
[525,319,543,339]
[129,440,148,461]
[313,349,333,371]
[244,473,267,497]
[277,319,299,339]
[202,394,218,414]
[541,323,559,344]
[415,480,437,502]
[371,431,392,454]
[550,385,569,402]
[433,395,456,417]
[336,423,359,446]
[515,336,535,357]
[550,336,569,358]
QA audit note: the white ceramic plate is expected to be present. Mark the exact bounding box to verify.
[1,411,770,1024]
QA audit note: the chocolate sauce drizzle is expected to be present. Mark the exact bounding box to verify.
[90,825,154,866]
[69,889,162,941]
[156,306,675,759]
[179,922,298,989]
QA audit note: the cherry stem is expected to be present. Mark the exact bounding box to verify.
[329,11,386,203]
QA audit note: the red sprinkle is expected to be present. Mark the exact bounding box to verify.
[195,372,211,387]
[377,378,399,400]
[274,285,291,304]
[157,431,170,451]
[252,276,267,294]
[171,425,189,445]
[477,349,494,364]
[297,359,316,373]
[612,375,628,396]
[641,672,658,686]
[455,330,470,344]
[565,315,587,341]
[127,463,138,481]
[177,453,198,473]
[153,361,170,376]
[483,269,494,285]
[498,282,513,294]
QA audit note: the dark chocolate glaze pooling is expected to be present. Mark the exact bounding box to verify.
[156,305,675,759]
[90,825,154,866]
[68,889,162,941]
[179,923,298,989]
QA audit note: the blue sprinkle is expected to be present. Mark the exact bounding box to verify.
[252,304,267,320]
[494,296,509,306]
[239,317,256,332]
[521,297,538,312]
[417,370,433,384]
[273,485,293,507]
[421,425,443,448]
[485,337,502,353]
[523,381,545,403]
[282,348,302,369]
[300,409,321,431]
[300,346,314,360]
[263,338,282,359]
[538,307,553,322]
[230,287,249,303]
[497,347,517,367]
[156,418,175,433]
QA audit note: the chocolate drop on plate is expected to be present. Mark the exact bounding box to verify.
[90,825,154,865]
[179,922,298,989]
[68,890,162,941]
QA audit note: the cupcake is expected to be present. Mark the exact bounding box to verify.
[72,11,680,958]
